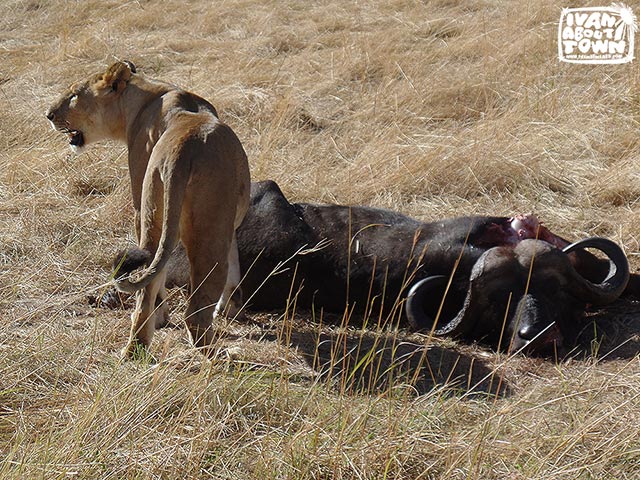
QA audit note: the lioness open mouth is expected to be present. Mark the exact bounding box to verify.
[68,130,85,147]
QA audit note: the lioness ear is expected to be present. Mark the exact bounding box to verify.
[122,60,137,74]
[96,61,134,95]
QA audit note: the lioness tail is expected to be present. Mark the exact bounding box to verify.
[113,161,189,294]
[112,248,152,288]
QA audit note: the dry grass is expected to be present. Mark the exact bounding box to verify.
[2,0,640,478]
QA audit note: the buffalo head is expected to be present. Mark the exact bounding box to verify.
[406,237,630,354]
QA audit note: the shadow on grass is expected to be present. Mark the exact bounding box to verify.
[90,286,510,398]
[575,299,640,360]
[255,321,511,399]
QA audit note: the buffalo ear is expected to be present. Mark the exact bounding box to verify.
[95,61,134,95]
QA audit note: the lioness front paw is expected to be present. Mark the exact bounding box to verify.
[121,342,156,363]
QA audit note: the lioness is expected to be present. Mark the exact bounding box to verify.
[47,61,251,358]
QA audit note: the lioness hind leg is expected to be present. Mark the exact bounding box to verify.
[122,270,166,359]
[185,259,228,356]
[214,232,244,319]
[154,285,171,329]
[180,215,232,355]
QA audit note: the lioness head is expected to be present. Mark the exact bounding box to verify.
[46,61,136,152]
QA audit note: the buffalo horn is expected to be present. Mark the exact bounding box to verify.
[561,237,630,305]
[405,274,476,336]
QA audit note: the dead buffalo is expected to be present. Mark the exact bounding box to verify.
[115,180,634,354]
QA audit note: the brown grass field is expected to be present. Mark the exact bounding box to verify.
[2,0,640,478]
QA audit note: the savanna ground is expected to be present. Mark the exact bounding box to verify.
[1,0,640,478]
